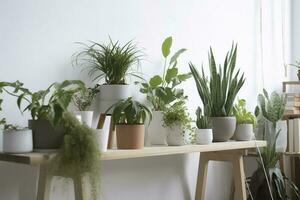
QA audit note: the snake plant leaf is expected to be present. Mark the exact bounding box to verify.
[149,75,163,87]
[170,48,186,64]
[161,36,172,58]
[165,68,178,83]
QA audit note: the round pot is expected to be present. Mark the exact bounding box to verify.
[196,129,213,145]
[3,129,33,153]
[211,117,236,142]
[74,111,93,128]
[147,111,168,145]
[94,129,109,152]
[234,124,253,141]
[166,124,185,146]
[116,124,145,149]
[99,84,132,101]
[28,119,64,150]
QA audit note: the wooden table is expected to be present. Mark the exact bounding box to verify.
[0,140,266,200]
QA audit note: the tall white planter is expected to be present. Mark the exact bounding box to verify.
[166,124,185,146]
[74,111,93,128]
[3,129,33,153]
[94,129,109,152]
[196,129,213,145]
[147,111,168,145]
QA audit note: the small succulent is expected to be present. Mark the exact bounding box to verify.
[195,107,211,129]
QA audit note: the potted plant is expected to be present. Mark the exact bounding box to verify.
[162,101,192,146]
[0,80,85,149]
[73,39,143,113]
[73,84,100,128]
[106,97,152,149]
[195,107,213,145]
[232,99,256,141]
[2,124,33,153]
[189,44,245,141]
[289,60,300,80]
[138,36,191,145]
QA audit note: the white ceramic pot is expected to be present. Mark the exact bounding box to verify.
[74,111,93,128]
[147,111,168,145]
[234,124,253,141]
[99,84,132,101]
[196,129,213,145]
[166,124,185,146]
[94,129,109,152]
[3,129,33,153]
[211,117,236,142]
[0,129,3,152]
[275,120,287,152]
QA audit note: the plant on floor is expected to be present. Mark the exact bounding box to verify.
[0,80,85,125]
[195,107,211,129]
[189,43,245,117]
[73,38,143,84]
[106,97,152,125]
[49,112,100,200]
[232,99,256,126]
[73,84,100,111]
[138,36,192,111]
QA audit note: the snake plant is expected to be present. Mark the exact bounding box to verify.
[189,43,245,117]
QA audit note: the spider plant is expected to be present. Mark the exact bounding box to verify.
[73,38,143,84]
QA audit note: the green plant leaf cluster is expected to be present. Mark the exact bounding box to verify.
[289,60,300,69]
[106,97,152,125]
[0,80,85,125]
[138,36,191,111]
[195,107,211,129]
[73,39,143,84]
[256,89,286,128]
[73,84,100,111]
[49,112,100,200]
[189,43,245,117]
[232,99,256,126]
[0,98,6,126]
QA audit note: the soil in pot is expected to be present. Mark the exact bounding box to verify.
[116,124,144,149]
[211,117,236,142]
[28,119,64,150]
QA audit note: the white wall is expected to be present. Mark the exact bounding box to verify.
[0,0,264,199]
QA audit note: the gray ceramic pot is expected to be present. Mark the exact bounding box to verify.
[211,117,236,142]
[28,119,64,150]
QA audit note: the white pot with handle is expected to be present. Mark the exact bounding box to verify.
[3,128,33,153]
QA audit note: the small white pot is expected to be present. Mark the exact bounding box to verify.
[196,129,213,145]
[147,111,168,145]
[94,129,109,152]
[166,124,185,146]
[234,124,253,141]
[3,129,33,153]
[99,84,132,101]
[74,111,93,128]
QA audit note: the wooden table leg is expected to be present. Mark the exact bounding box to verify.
[195,154,209,200]
[73,175,88,200]
[232,155,246,200]
[36,165,52,200]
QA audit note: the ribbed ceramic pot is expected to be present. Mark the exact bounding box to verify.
[116,124,145,149]
[211,117,236,142]
[3,128,33,153]
[196,129,213,145]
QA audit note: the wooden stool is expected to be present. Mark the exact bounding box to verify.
[195,150,247,200]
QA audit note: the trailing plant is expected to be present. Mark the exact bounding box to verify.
[138,36,192,111]
[73,84,100,111]
[189,43,245,117]
[106,97,152,125]
[0,80,85,125]
[49,112,100,200]
[289,60,300,69]
[195,107,211,129]
[232,99,256,126]
[73,39,143,84]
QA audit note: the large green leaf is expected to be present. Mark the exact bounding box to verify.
[149,75,163,87]
[165,68,178,83]
[161,36,172,58]
[170,48,186,64]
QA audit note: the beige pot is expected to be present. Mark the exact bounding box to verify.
[116,124,145,149]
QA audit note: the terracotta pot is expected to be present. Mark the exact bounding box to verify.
[116,124,145,149]
[298,70,300,81]
[28,119,64,150]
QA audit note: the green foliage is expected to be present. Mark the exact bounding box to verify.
[289,60,300,69]
[0,80,85,125]
[0,99,6,126]
[3,124,23,131]
[232,99,256,126]
[49,112,100,200]
[139,36,191,111]
[256,89,286,128]
[106,97,152,125]
[162,101,192,129]
[189,43,245,117]
[73,39,143,84]
[195,107,211,129]
[73,84,100,111]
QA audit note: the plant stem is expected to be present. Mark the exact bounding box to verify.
[162,58,167,87]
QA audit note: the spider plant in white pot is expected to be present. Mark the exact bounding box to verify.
[195,107,213,145]
[232,99,256,141]
[73,39,143,113]
[138,36,191,145]
[189,43,245,142]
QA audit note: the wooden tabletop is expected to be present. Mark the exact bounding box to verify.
[0,140,266,166]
